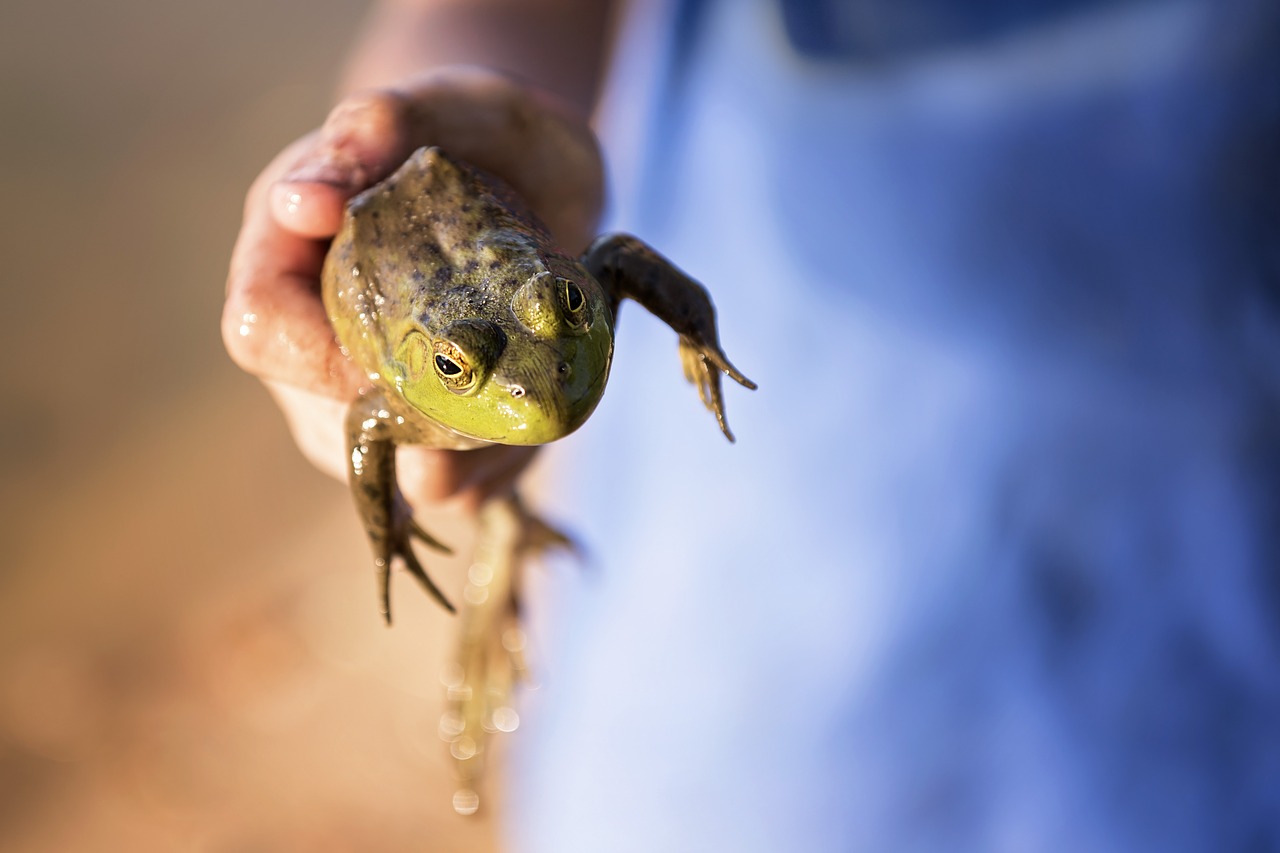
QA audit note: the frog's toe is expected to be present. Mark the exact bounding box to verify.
[400,543,456,614]
[376,525,456,624]
[409,518,453,554]
[514,500,578,560]
[679,337,756,442]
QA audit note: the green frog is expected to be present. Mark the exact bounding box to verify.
[321,146,755,809]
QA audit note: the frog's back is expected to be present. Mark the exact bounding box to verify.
[321,146,557,373]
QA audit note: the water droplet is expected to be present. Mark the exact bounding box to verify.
[491,706,519,733]
[450,736,477,760]
[453,788,480,816]
[438,712,465,740]
[464,584,489,606]
[501,628,526,653]
[468,563,493,586]
[439,662,464,688]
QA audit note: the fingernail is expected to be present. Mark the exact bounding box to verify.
[280,189,303,215]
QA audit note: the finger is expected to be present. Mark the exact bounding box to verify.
[224,136,365,399]
[223,224,363,400]
[264,378,538,509]
[263,380,355,483]
[284,68,603,253]
[227,95,417,391]
[395,66,604,252]
[269,89,418,238]
[396,443,538,510]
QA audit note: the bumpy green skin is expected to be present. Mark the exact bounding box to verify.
[323,146,613,447]
[321,146,754,620]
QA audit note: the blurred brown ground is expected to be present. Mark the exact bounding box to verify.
[0,1,500,849]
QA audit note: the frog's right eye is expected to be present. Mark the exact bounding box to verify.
[432,340,477,394]
[407,318,506,396]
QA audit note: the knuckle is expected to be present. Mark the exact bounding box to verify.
[220,287,268,374]
[325,88,408,141]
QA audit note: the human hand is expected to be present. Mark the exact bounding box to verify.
[223,66,604,511]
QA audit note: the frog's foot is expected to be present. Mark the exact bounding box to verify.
[582,234,757,441]
[678,335,758,442]
[439,493,572,814]
[375,493,455,623]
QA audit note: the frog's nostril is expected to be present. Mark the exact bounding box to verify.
[511,274,553,336]
[510,385,526,399]
[557,362,570,377]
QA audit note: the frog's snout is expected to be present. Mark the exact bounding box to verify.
[497,357,572,396]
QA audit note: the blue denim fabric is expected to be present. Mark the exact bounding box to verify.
[510,1,1280,850]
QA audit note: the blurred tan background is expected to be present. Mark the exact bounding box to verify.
[0,1,500,849]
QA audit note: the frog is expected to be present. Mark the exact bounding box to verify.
[321,146,755,810]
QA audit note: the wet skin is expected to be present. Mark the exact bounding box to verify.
[322,145,756,620]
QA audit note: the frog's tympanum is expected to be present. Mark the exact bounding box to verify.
[322,147,755,811]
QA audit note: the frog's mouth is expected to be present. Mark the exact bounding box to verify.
[481,351,610,445]
[400,316,613,446]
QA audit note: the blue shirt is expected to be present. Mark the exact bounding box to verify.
[510,1,1280,850]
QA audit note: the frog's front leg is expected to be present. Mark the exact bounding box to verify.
[584,234,757,440]
[344,393,455,621]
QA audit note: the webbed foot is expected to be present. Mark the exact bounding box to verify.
[373,493,455,621]
[678,335,757,442]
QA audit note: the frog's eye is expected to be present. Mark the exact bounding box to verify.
[407,319,506,396]
[435,354,462,376]
[558,277,588,328]
[431,340,476,394]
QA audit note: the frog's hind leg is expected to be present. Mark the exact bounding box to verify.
[441,492,572,814]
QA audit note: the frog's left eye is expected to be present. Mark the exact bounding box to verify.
[558,278,588,328]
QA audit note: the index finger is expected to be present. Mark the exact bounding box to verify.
[273,68,604,252]
[222,134,366,401]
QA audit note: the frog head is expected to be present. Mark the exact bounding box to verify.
[392,269,613,445]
